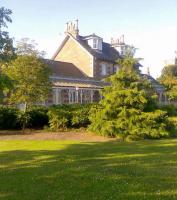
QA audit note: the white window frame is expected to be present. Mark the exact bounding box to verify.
[93,38,97,49]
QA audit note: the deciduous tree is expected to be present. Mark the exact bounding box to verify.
[4,55,51,131]
[0,6,15,102]
[0,6,15,63]
[5,55,51,108]
[158,64,177,101]
[16,38,46,57]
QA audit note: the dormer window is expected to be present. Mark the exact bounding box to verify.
[93,38,97,49]
[84,34,103,51]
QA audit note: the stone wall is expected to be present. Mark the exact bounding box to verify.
[54,37,93,77]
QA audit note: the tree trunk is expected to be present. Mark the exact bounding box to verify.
[22,102,27,134]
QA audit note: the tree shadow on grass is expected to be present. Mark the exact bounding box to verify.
[0,140,177,200]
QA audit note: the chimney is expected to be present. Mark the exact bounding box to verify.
[65,19,79,38]
[111,35,126,55]
[147,67,150,76]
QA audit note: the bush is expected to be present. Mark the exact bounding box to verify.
[0,104,93,131]
[47,107,71,131]
[71,104,92,128]
[159,105,177,116]
[47,104,93,131]
[89,106,170,139]
[0,105,49,130]
[168,117,177,136]
[0,106,20,129]
[17,111,31,131]
[26,106,49,128]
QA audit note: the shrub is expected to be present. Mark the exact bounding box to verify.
[26,106,49,128]
[0,106,20,129]
[159,105,177,116]
[47,108,71,131]
[168,117,177,136]
[71,104,92,128]
[0,105,49,130]
[17,111,31,131]
[89,106,169,139]
[0,104,93,131]
[47,104,93,131]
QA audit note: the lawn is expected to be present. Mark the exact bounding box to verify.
[1,139,177,200]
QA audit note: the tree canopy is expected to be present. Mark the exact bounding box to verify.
[16,38,46,57]
[4,55,51,109]
[0,7,15,63]
[0,6,15,102]
[89,58,170,140]
[159,64,177,101]
[117,45,142,73]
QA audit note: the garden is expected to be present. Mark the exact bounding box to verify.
[0,5,177,200]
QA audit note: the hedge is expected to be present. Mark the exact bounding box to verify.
[47,104,93,131]
[0,104,93,130]
[0,106,20,129]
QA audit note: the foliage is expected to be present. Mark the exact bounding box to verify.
[3,55,51,109]
[17,111,31,132]
[0,105,50,130]
[0,104,92,131]
[26,106,49,128]
[0,7,15,63]
[71,104,91,128]
[158,64,177,101]
[16,38,46,57]
[89,68,170,140]
[0,106,20,129]
[117,45,142,73]
[48,103,94,131]
[0,6,15,102]
[0,73,13,102]
[47,104,92,131]
[167,117,177,137]
[47,108,70,131]
[159,104,177,116]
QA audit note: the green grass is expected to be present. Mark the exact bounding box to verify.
[1,139,177,200]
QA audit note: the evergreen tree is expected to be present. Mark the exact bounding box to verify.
[89,63,170,140]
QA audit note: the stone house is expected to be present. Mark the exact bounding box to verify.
[45,20,165,105]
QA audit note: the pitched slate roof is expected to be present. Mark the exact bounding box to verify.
[51,76,107,89]
[142,74,165,92]
[77,35,120,62]
[44,59,107,88]
[52,34,120,62]
[44,59,87,78]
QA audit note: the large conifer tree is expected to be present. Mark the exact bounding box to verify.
[89,55,170,140]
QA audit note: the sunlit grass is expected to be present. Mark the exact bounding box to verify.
[1,139,177,200]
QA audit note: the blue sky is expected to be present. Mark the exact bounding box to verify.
[2,0,177,77]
